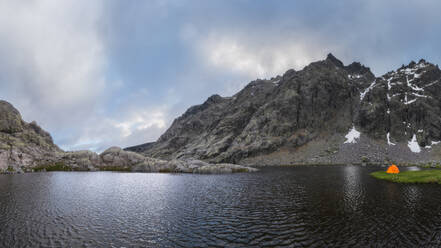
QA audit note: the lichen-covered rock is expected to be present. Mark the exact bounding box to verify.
[60,150,101,171]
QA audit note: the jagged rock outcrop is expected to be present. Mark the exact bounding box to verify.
[0,101,62,173]
[127,54,441,165]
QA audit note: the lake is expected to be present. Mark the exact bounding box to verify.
[1,166,441,247]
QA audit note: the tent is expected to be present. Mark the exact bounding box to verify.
[386,164,400,174]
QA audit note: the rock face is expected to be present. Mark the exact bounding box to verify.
[0,101,62,173]
[127,54,441,165]
[358,59,441,144]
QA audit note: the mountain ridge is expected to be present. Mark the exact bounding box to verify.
[126,54,441,165]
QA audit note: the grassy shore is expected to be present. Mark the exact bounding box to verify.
[371,170,441,184]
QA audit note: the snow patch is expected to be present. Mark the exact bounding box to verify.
[406,75,424,91]
[408,134,421,153]
[413,93,427,98]
[386,77,392,101]
[360,80,376,101]
[404,98,417,105]
[349,74,362,79]
[417,62,428,68]
[404,68,413,74]
[272,79,280,85]
[344,126,361,144]
[387,133,395,145]
[424,80,439,88]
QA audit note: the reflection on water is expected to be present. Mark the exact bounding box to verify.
[407,166,421,171]
[404,185,421,211]
[343,166,363,212]
[1,167,441,247]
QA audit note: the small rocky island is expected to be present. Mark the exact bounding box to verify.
[371,169,441,184]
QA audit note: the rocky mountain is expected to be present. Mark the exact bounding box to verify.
[126,54,441,165]
[0,101,255,173]
[0,100,62,172]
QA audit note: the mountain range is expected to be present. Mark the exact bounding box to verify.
[126,54,441,166]
[1,53,441,173]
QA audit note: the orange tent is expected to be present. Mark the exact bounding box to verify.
[386,164,400,174]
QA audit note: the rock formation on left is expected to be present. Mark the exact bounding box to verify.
[0,100,62,173]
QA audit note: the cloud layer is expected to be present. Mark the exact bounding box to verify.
[0,0,440,152]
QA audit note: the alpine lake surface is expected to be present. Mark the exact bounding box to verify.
[1,166,441,247]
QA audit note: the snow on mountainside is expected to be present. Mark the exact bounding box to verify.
[126,54,441,165]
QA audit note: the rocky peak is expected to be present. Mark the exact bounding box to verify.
[325,53,344,68]
[205,94,224,104]
[0,100,24,133]
[344,62,375,81]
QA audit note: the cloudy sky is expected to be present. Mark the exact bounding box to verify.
[0,0,440,152]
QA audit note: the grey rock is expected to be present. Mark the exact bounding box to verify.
[59,146,256,173]
[0,101,62,173]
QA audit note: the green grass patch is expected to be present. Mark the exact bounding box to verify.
[33,162,71,172]
[231,167,249,173]
[371,170,441,184]
[158,168,175,173]
[280,163,346,167]
[99,166,132,172]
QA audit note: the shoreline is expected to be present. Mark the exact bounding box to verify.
[3,161,441,175]
[249,161,441,168]
[371,170,441,184]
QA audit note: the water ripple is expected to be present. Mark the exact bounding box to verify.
[1,167,441,247]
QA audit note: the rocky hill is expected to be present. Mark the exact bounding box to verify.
[0,101,255,173]
[126,54,441,165]
[0,100,62,172]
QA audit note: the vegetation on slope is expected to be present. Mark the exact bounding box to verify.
[33,162,71,172]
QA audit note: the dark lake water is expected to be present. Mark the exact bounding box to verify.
[1,166,441,247]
